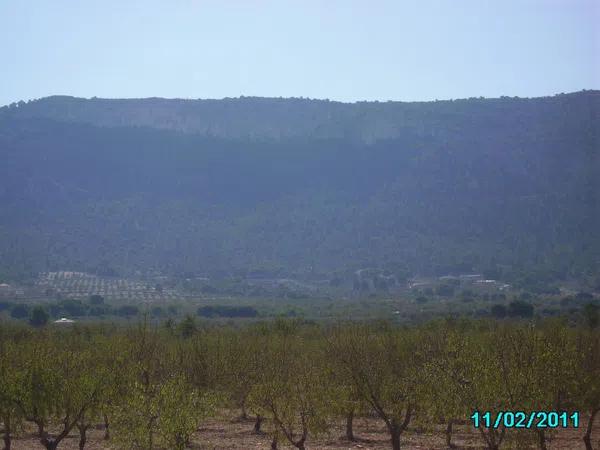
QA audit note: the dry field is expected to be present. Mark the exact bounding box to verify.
[9,412,599,449]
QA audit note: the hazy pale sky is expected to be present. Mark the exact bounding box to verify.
[1,0,598,105]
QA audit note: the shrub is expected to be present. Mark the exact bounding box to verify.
[10,304,29,319]
[491,304,507,318]
[197,305,258,318]
[508,300,534,318]
[116,305,139,317]
[89,294,105,305]
[29,306,49,327]
[0,301,14,311]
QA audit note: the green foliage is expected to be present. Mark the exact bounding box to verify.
[491,303,507,318]
[155,376,216,450]
[0,318,598,449]
[28,306,49,327]
[0,337,24,448]
[177,314,197,338]
[328,324,421,449]
[111,375,215,450]
[0,301,14,311]
[9,304,29,319]
[508,300,534,318]
[435,283,456,297]
[1,92,599,282]
[151,306,164,317]
[197,305,258,318]
[59,299,87,316]
[88,294,104,305]
[248,331,332,449]
[583,303,599,329]
[116,305,139,318]
[6,330,113,449]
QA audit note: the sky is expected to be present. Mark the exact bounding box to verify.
[1,0,598,105]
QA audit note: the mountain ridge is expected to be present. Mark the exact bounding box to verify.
[2,90,598,142]
[0,91,598,289]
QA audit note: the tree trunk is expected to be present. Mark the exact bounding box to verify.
[537,429,547,450]
[390,427,401,450]
[1,418,11,450]
[484,438,499,450]
[271,435,278,450]
[240,400,248,420]
[446,419,456,449]
[35,421,45,438]
[346,409,355,441]
[292,424,308,450]
[77,424,88,450]
[253,415,263,434]
[2,430,11,450]
[478,427,500,450]
[387,421,402,450]
[103,413,110,440]
[79,432,86,450]
[583,408,600,450]
[41,440,58,450]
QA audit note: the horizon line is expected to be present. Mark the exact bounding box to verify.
[2,89,598,109]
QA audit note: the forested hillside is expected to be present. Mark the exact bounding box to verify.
[0,91,598,285]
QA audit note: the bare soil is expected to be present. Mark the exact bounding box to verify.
[9,412,599,449]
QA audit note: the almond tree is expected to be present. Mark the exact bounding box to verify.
[248,330,331,450]
[416,320,472,449]
[422,321,569,450]
[329,324,419,450]
[111,321,216,449]
[222,330,271,432]
[0,339,22,450]
[74,334,125,449]
[110,321,171,449]
[573,328,600,450]
[445,323,509,450]
[326,370,366,442]
[11,337,58,441]
[514,321,579,450]
[153,374,215,450]
[11,330,107,450]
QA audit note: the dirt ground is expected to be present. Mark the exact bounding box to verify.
[9,413,599,449]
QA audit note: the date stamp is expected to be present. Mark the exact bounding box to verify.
[470,411,580,429]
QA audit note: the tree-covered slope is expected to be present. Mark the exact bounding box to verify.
[0,91,598,283]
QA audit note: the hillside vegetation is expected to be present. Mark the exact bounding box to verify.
[0,92,598,286]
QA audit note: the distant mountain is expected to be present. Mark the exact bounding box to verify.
[0,92,598,288]
[4,92,598,143]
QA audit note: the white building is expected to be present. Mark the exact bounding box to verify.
[53,318,75,324]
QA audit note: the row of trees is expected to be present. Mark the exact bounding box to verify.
[2,299,264,325]
[0,318,598,450]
